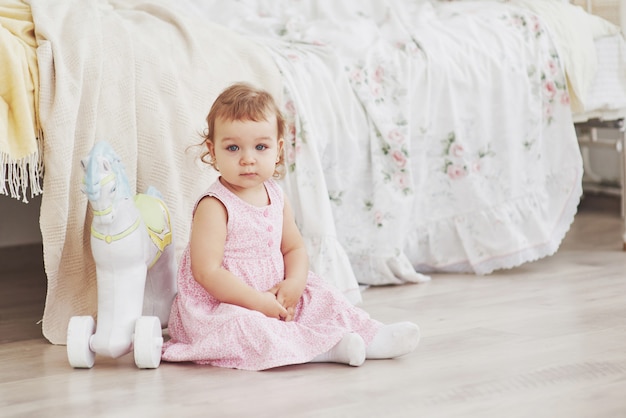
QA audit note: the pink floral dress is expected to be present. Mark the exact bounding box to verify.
[161,178,382,370]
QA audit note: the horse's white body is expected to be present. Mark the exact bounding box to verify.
[89,196,176,359]
[67,141,177,368]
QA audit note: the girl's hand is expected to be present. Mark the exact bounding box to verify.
[257,291,289,320]
[269,279,305,322]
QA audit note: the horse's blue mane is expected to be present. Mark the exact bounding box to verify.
[84,141,131,201]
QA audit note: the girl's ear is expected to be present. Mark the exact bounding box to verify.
[277,137,284,154]
[206,140,215,158]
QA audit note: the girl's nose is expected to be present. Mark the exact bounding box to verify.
[240,151,255,165]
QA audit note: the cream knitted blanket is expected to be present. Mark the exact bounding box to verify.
[29,0,283,344]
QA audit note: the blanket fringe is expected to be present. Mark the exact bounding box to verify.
[0,135,44,203]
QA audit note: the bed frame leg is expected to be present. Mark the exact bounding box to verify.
[577,119,626,251]
[621,127,626,251]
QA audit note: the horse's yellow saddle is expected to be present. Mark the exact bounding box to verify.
[134,193,172,255]
[90,193,172,267]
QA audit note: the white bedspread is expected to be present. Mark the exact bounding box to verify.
[182,0,583,281]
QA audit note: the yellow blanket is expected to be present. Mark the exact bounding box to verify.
[0,0,41,202]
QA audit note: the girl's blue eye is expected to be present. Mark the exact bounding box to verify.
[227,145,239,152]
[256,144,267,151]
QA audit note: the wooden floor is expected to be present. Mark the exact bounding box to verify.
[2,195,626,418]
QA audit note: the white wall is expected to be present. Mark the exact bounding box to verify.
[570,0,623,27]
[0,194,42,248]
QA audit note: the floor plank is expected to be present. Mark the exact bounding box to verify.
[1,194,625,418]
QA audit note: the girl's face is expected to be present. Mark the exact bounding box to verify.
[208,114,283,193]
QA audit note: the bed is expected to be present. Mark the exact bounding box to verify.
[1,0,623,345]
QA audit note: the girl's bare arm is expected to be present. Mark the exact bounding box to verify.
[274,196,309,320]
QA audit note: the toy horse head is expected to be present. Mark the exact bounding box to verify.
[81,142,132,224]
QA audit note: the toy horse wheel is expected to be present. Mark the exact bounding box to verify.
[67,316,96,368]
[133,316,163,369]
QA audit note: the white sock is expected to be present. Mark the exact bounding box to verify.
[311,333,366,366]
[366,322,420,360]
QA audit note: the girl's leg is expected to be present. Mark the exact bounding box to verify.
[310,333,366,366]
[366,322,420,360]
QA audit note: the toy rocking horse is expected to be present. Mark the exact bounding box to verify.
[67,141,177,369]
